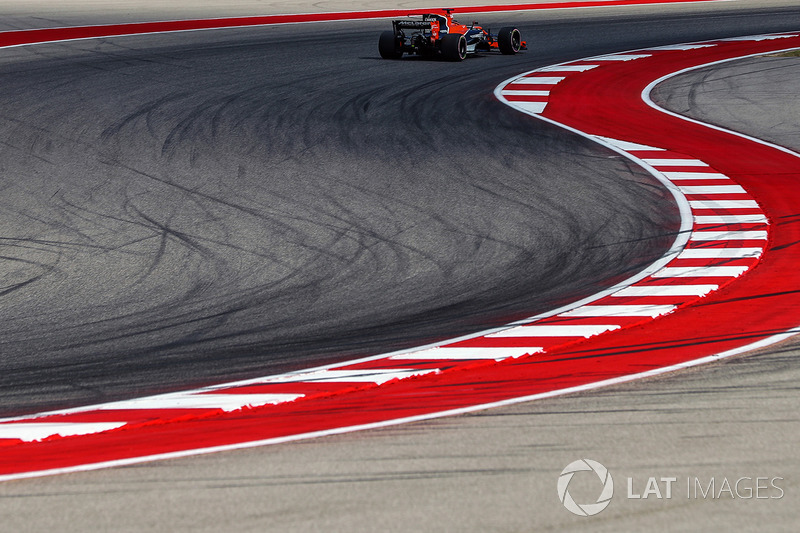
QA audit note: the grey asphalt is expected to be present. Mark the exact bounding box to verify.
[0,18,683,415]
[1,1,800,531]
[2,0,799,418]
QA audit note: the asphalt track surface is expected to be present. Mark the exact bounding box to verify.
[6,4,784,416]
[1,0,800,531]
[1,1,800,418]
[2,12,687,415]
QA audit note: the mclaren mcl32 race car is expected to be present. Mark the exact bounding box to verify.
[378,10,525,61]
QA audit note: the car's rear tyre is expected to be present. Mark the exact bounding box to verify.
[441,33,467,61]
[498,27,522,55]
[379,31,403,59]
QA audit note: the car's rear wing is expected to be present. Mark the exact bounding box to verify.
[393,20,433,31]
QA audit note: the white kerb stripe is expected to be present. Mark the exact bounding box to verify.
[678,247,762,259]
[596,136,664,151]
[509,101,547,113]
[390,347,539,360]
[644,44,716,51]
[653,266,750,278]
[694,214,768,224]
[612,284,718,297]
[0,422,127,442]
[593,54,651,61]
[689,199,760,210]
[722,35,798,41]
[560,305,675,318]
[502,90,550,97]
[662,172,729,180]
[266,368,436,385]
[514,76,564,84]
[538,64,598,72]
[679,185,747,194]
[691,231,768,241]
[643,159,708,167]
[487,324,620,338]
[94,393,305,412]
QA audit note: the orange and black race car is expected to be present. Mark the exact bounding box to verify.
[378,9,526,61]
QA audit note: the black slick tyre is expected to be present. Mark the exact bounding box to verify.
[441,33,467,61]
[498,27,522,55]
[379,31,403,59]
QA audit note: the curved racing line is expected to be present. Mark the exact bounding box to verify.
[1,8,799,480]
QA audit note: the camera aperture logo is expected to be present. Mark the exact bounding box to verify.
[557,459,614,516]
[557,460,785,517]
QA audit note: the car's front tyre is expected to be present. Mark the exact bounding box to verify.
[498,27,522,55]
